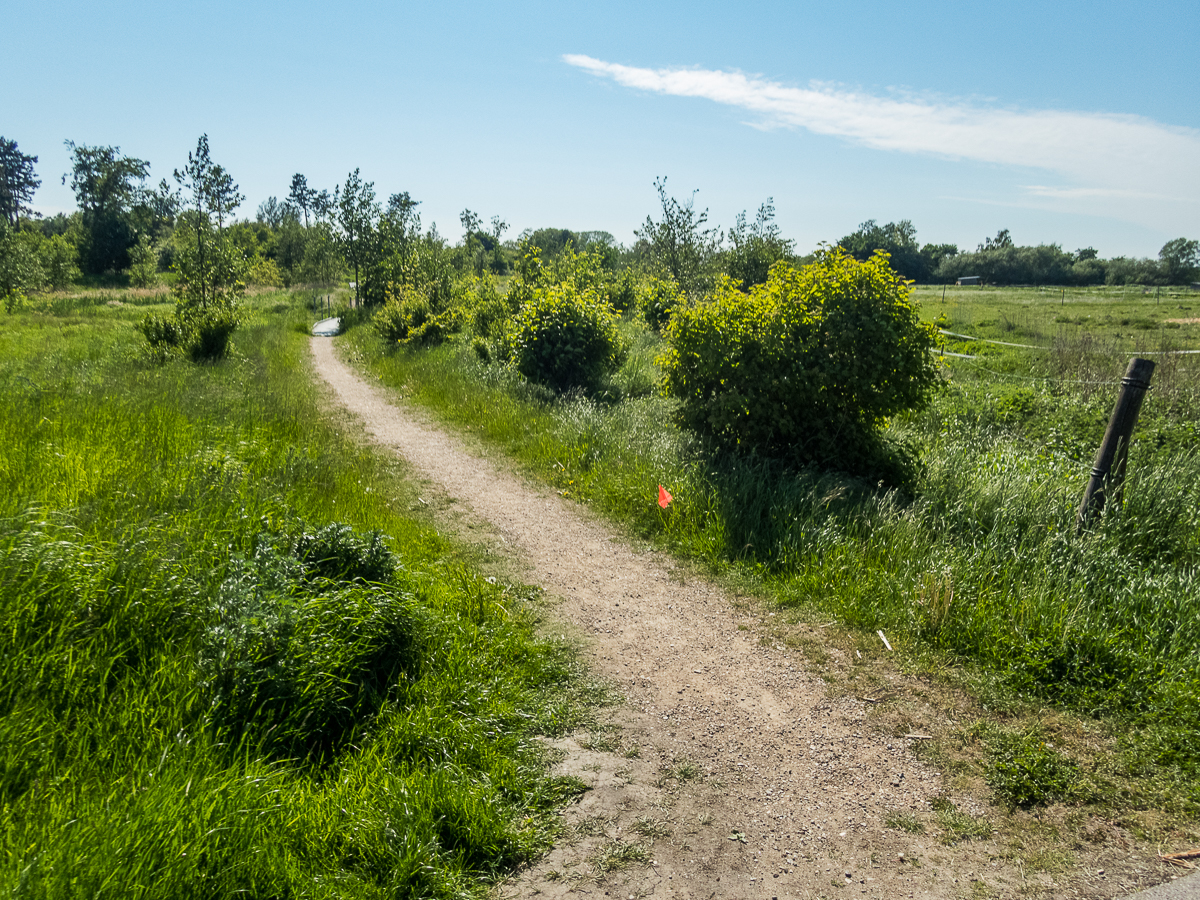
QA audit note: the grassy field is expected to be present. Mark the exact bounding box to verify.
[344,284,1200,820]
[0,291,596,898]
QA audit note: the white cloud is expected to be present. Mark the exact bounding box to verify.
[563,54,1200,227]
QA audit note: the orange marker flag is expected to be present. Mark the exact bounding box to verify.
[658,485,673,508]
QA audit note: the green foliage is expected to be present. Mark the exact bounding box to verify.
[128,232,158,287]
[1159,237,1200,285]
[660,248,940,475]
[64,140,150,274]
[635,176,720,297]
[0,223,44,305]
[245,255,283,287]
[603,267,638,314]
[509,281,626,393]
[39,233,80,289]
[138,302,241,362]
[335,168,380,305]
[0,137,41,226]
[725,199,794,289]
[373,284,464,347]
[201,527,411,760]
[639,273,684,332]
[470,275,513,340]
[983,729,1079,809]
[0,295,589,897]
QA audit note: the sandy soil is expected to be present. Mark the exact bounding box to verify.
[309,336,1177,900]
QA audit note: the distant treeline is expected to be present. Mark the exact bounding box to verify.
[835,221,1200,287]
[1,134,1197,300]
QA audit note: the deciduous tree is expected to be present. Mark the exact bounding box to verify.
[635,176,720,297]
[63,141,149,273]
[0,137,41,226]
[335,169,380,306]
[1159,238,1199,285]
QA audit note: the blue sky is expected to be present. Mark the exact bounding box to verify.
[6,0,1198,257]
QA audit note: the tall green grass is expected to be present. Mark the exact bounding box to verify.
[345,311,1200,812]
[0,293,590,898]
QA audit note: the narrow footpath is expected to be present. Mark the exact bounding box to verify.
[310,336,1176,900]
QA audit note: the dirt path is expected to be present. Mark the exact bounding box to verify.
[310,336,1160,900]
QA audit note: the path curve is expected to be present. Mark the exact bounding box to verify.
[310,336,1157,900]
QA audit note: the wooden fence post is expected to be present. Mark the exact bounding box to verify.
[1076,357,1155,532]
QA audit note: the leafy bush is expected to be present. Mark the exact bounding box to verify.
[660,249,939,475]
[508,281,626,393]
[181,304,241,360]
[137,302,241,361]
[128,234,158,287]
[373,285,463,347]
[639,274,684,332]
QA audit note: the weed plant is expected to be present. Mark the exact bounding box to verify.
[0,293,591,897]
[346,293,1200,816]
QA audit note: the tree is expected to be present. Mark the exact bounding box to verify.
[0,222,45,306]
[725,198,793,290]
[335,169,380,306]
[0,137,41,226]
[171,135,243,318]
[256,196,292,229]
[836,219,927,281]
[63,141,150,273]
[174,135,218,308]
[288,173,315,228]
[978,228,1014,252]
[138,136,243,361]
[635,177,720,297]
[1159,238,1199,285]
[207,163,243,237]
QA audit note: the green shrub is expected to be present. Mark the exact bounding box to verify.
[136,312,185,352]
[508,282,626,393]
[181,304,241,361]
[374,285,463,347]
[128,234,158,288]
[660,249,939,474]
[603,268,638,315]
[292,522,398,583]
[137,303,241,362]
[639,274,684,332]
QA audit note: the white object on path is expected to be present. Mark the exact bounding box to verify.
[312,317,340,337]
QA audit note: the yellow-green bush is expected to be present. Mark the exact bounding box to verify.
[508,282,625,392]
[660,249,939,472]
[639,274,684,332]
[373,285,463,346]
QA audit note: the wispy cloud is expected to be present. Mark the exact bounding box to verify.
[563,54,1200,222]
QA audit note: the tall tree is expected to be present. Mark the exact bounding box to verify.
[63,141,149,273]
[726,198,793,289]
[836,219,927,281]
[288,174,315,228]
[335,169,379,306]
[174,135,216,308]
[0,138,41,226]
[206,163,243,236]
[172,135,242,310]
[635,177,720,297]
[1159,237,1199,285]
